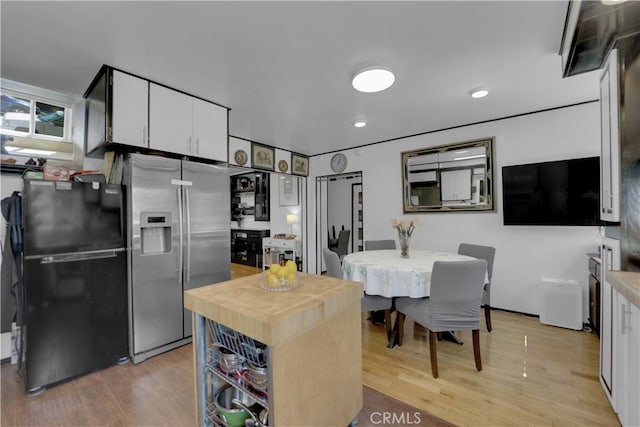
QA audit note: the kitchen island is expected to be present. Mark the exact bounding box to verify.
[184,272,363,426]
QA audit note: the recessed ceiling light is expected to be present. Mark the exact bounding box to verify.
[352,67,395,93]
[354,120,367,128]
[470,87,489,99]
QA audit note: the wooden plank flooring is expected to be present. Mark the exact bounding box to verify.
[362,310,618,426]
[1,264,619,426]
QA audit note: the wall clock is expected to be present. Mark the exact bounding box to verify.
[330,153,348,173]
[278,159,289,173]
[234,149,248,166]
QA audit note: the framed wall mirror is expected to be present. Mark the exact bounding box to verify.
[402,137,495,213]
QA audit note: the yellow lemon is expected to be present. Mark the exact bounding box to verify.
[285,272,296,285]
[266,272,280,288]
[276,268,288,279]
[270,264,281,274]
[285,260,297,272]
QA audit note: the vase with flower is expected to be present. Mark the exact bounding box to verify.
[392,218,416,258]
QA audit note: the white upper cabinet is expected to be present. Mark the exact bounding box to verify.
[149,83,227,161]
[111,70,149,148]
[192,97,227,161]
[600,49,620,222]
[149,84,193,156]
[440,168,471,202]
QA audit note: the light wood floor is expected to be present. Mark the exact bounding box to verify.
[1,264,619,426]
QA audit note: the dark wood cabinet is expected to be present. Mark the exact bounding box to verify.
[231,229,270,267]
[230,172,270,222]
[254,172,270,221]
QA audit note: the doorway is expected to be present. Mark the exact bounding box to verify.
[315,172,363,273]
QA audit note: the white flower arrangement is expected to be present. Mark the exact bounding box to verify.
[391,218,418,257]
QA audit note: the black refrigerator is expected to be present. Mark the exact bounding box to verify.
[22,180,128,393]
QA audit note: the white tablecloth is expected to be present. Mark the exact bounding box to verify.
[342,249,480,298]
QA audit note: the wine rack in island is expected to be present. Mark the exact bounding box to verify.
[184,272,363,426]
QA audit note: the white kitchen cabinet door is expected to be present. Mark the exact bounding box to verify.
[441,169,471,201]
[615,291,640,427]
[601,277,614,402]
[600,237,620,405]
[600,49,620,222]
[192,98,227,162]
[149,83,192,156]
[111,70,149,148]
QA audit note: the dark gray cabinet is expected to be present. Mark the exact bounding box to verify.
[230,172,270,222]
[231,229,270,267]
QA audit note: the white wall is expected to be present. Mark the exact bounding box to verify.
[307,102,601,319]
[268,173,303,236]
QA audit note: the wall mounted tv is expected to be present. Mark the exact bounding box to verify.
[501,157,603,226]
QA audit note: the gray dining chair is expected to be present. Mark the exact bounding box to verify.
[364,240,397,250]
[457,243,496,332]
[322,248,343,278]
[323,247,393,339]
[395,259,487,378]
[330,229,351,261]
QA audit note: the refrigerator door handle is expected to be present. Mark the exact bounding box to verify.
[177,186,184,286]
[38,248,124,264]
[185,187,192,282]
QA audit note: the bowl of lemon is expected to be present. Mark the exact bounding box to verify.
[260,260,299,291]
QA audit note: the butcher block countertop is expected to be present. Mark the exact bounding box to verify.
[184,272,363,346]
[608,270,640,309]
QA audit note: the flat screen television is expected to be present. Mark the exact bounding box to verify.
[501,157,603,226]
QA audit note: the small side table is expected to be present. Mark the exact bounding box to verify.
[262,237,302,270]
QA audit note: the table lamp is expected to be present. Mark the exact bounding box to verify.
[286,213,298,236]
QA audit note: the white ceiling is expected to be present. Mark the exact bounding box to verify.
[0,1,600,157]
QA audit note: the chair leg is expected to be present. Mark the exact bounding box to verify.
[484,305,492,332]
[384,309,392,340]
[472,329,482,372]
[397,313,405,346]
[428,330,438,378]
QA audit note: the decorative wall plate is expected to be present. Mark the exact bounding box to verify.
[278,159,289,173]
[234,149,248,166]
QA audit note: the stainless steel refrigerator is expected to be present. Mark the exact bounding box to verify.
[123,153,230,363]
[22,180,127,393]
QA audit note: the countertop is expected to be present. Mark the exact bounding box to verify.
[184,272,363,346]
[608,270,640,309]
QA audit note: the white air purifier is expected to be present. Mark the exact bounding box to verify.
[539,278,583,330]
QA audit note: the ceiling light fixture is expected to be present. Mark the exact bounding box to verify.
[352,67,395,93]
[470,87,489,99]
[354,119,367,128]
[454,154,486,161]
[17,148,56,156]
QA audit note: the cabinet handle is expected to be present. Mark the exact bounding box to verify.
[621,303,632,334]
[177,186,184,286]
[195,138,199,154]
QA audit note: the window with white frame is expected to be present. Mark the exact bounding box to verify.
[1,86,74,162]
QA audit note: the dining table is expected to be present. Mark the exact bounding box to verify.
[342,249,483,298]
[342,249,487,347]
